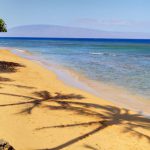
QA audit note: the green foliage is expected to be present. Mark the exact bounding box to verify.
[0,19,7,32]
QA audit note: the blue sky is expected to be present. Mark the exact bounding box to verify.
[0,0,150,32]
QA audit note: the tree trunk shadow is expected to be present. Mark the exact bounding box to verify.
[38,123,107,150]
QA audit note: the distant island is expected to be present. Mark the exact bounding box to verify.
[0,24,150,39]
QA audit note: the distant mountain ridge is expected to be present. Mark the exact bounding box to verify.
[0,24,150,39]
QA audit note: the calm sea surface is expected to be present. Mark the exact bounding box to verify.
[0,38,150,99]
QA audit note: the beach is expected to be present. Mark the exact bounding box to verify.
[0,49,150,150]
[1,37,150,116]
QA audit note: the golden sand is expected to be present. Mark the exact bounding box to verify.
[0,49,150,150]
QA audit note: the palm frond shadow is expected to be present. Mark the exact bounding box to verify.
[0,91,85,115]
[84,144,99,150]
[0,83,36,89]
[0,61,27,89]
[0,91,149,150]
[0,76,13,82]
[0,61,24,73]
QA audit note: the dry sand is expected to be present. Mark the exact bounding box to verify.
[0,49,150,150]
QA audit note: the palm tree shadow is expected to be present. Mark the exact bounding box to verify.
[0,91,149,150]
[37,105,150,150]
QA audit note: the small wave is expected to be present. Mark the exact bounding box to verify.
[13,49,33,56]
[90,52,104,55]
[90,52,116,57]
[111,54,117,57]
[15,49,27,53]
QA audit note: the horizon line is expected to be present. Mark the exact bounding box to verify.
[0,37,150,41]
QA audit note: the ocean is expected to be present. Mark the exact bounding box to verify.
[0,37,150,114]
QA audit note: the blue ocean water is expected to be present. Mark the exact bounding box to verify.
[0,37,150,99]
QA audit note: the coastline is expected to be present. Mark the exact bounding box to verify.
[13,48,150,116]
[0,49,150,150]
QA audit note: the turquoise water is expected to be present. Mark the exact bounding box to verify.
[0,38,150,99]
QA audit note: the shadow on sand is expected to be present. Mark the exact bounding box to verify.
[0,61,36,89]
[83,144,100,150]
[0,76,13,82]
[0,61,24,73]
[0,60,149,150]
[0,90,149,150]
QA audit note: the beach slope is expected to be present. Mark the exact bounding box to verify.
[0,49,150,150]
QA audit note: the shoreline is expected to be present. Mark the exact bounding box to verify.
[12,48,150,117]
[0,49,150,150]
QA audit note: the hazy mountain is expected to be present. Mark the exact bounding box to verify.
[0,25,150,39]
